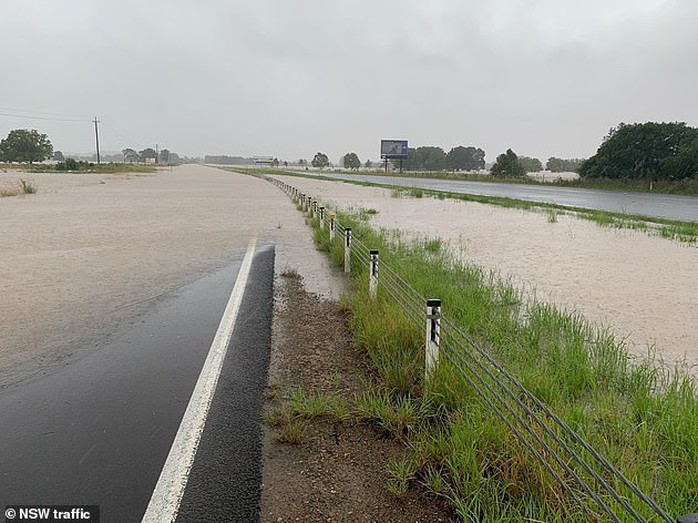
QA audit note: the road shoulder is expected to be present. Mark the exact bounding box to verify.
[175,246,275,522]
[260,274,453,522]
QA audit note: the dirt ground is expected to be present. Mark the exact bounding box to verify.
[260,274,453,523]
[272,175,698,373]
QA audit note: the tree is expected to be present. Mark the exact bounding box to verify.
[159,149,170,164]
[546,157,585,173]
[298,159,307,166]
[491,149,525,177]
[578,122,698,181]
[311,152,329,168]
[660,136,698,180]
[364,159,373,169]
[446,146,486,171]
[272,157,280,167]
[140,148,158,163]
[518,156,543,173]
[343,152,361,170]
[52,150,65,162]
[405,146,446,171]
[123,148,140,163]
[0,129,53,163]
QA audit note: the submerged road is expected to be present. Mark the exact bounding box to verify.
[0,244,274,522]
[300,171,698,222]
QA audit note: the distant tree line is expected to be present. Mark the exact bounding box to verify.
[579,122,698,181]
[547,157,584,173]
[121,148,183,165]
[400,146,486,172]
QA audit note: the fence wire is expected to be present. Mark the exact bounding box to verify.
[265,175,676,523]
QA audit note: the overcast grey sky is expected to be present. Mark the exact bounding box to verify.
[1,0,697,163]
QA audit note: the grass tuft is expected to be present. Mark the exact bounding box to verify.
[0,186,21,197]
[274,418,308,444]
[289,388,350,420]
[0,180,37,196]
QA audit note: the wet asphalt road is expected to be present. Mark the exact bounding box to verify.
[301,171,698,222]
[176,246,274,522]
[0,248,274,522]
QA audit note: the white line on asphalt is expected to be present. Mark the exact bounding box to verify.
[141,237,258,523]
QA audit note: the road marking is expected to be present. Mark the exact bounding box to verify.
[141,238,258,523]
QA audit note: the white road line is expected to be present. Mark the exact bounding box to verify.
[141,238,258,523]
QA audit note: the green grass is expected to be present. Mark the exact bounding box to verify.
[306,205,698,521]
[265,385,350,446]
[275,418,309,444]
[386,454,421,497]
[355,207,380,221]
[289,387,350,420]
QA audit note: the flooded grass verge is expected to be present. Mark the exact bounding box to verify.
[232,168,698,245]
[306,208,698,521]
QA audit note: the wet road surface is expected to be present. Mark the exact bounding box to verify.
[0,247,275,522]
[301,171,698,222]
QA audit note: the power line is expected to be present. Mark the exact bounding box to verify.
[0,105,93,119]
[0,111,91,123]
[0,106,158,158]
[99,120,150,150]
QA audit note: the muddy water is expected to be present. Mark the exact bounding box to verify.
[275,175,698,372]
[0,167,344,387]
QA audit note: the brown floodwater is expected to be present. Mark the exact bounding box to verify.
[276,175,698,373]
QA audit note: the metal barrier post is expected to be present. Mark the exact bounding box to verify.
[329,214,336,242]
[369,250,379,299]
[425,298,441,381]
[344,227,352,273]
[319,207,325,229]
[300,193,305,210]
[310,200,315,218]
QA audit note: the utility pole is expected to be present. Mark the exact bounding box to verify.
[93,116,101,165]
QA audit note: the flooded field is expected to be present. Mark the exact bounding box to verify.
[275,175,698,372]
[0,167,342,387]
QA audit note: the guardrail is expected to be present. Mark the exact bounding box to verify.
[265,175,696,523]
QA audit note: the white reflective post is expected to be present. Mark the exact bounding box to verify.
[344,227,352,274]
[369,250,379,299]
[425,298,441,381]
